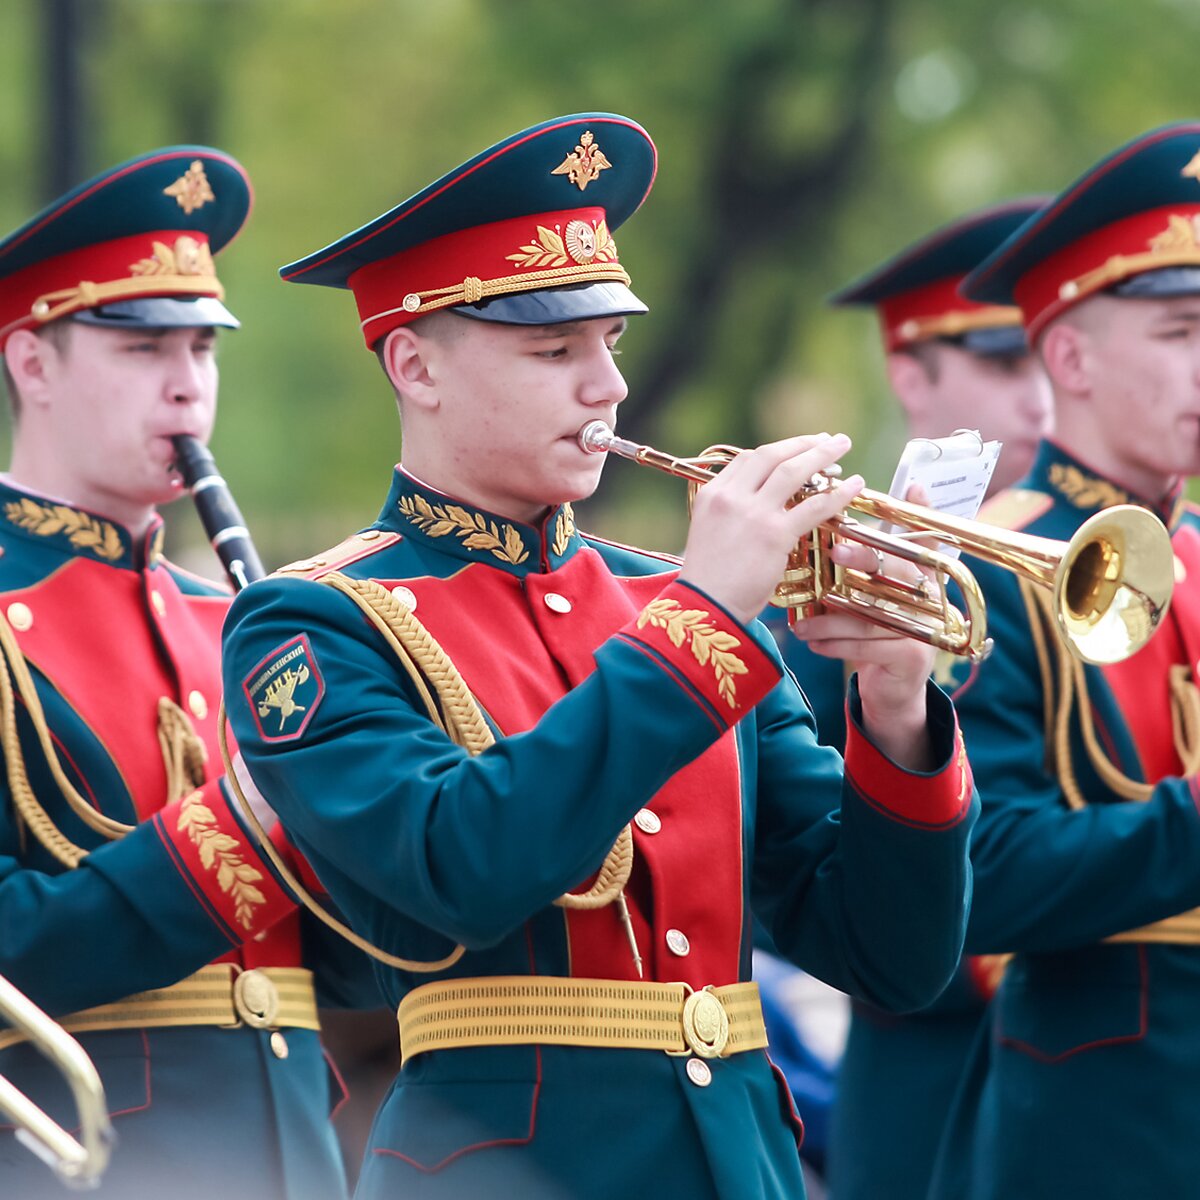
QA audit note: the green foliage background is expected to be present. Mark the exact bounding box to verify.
[2,0,1199,570]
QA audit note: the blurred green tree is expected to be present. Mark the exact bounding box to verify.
[2,0,1199,565]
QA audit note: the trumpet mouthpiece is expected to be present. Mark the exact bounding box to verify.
[578,421,614,454]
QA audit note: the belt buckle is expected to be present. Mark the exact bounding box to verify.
[681,985,730,1059]
[231,967,280,1030]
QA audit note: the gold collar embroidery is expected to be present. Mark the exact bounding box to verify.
[4,497,124,561]
[398,494,530,566]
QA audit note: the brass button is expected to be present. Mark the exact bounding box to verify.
[187,690,208,720]
[666,928,690,957]
[270,1031,289,1059]
[685,1058,712,1087]
[150,590,166,617]
[544,592,572,614]
[6,602,32,632]
[360,529,381,541]
[233,968,280,1029]
[390,585,417,610]
[634,808,661,835]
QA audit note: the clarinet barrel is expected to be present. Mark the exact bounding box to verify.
[171,435,267,591]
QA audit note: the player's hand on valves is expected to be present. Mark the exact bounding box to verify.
[678,432,862,625]
[791,483,936,770]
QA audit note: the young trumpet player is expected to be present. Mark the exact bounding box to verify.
[927,122,1200,1199]
[221,112,978,1200]
[768,201,1053,1200]
[0,150,352,1198]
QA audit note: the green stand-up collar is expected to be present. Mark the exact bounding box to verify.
[379,468,583,575]
[0,479,165,569]
[1030,440,1185,532]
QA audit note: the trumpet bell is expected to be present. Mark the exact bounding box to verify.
[1055,505,1175,665]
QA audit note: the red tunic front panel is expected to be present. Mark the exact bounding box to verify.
[4,557,227,823]
[1102,525,1200,782]
[377,544,746,987]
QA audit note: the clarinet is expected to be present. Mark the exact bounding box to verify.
[171,435,266,590]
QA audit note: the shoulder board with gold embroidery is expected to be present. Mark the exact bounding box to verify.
[975,488,1053,531]
[583,532,683,567]
[274,529,401,580]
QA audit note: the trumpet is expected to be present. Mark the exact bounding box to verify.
[0,973,114,1188]
[578,422,1175,665]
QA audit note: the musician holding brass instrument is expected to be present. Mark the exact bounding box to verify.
[771,200,1053,1200]
[0,150,353,1197]
[925,122,1200,1200]
[221,113,979,1200]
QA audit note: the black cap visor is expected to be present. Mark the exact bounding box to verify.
[1110,266,1200,300]
[71,296,240,331]
[451,280,647,326]
[957,324,1029,358]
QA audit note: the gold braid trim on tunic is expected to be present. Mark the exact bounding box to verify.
[1018,578,1200,944]
[220,571,635,972]
[0,608,208,866]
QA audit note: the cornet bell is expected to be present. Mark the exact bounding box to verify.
[1054,506,1175,665]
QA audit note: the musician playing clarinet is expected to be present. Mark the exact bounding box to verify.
[222,113,978,1200]
[0,150,354,1198]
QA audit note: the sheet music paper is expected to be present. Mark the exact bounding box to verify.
[884,430,1000,557]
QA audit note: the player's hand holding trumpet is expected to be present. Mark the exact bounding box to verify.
[672,431,936,770]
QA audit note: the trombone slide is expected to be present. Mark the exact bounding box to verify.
[0,974,114,1188]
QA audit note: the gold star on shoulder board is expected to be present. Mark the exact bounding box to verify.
[164,160,215,214]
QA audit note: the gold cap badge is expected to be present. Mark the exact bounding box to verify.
[164,160,215,214]
[552,131,612,192]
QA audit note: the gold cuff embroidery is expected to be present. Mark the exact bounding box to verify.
[637,598,748,709]
[176,789,267,930]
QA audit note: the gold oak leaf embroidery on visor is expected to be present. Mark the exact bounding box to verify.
[637,598,748,710]
[1048,464,1129,510]
[177,790,267,930]
[163,160,215,214]
[506,218,617,270]
[130,236,216,278]
[398,495,529,566]
[4,498,123,561]
[551,130,612,192]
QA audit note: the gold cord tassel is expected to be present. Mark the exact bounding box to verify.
[157,697,209,806]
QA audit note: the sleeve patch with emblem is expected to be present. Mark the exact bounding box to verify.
[242,635,325,743]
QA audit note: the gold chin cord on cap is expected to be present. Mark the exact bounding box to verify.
[0,974,114,1189]
[577,421,1176,666]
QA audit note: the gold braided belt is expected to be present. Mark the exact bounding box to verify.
[397,976,768,1065]
[0,966,319,1053]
